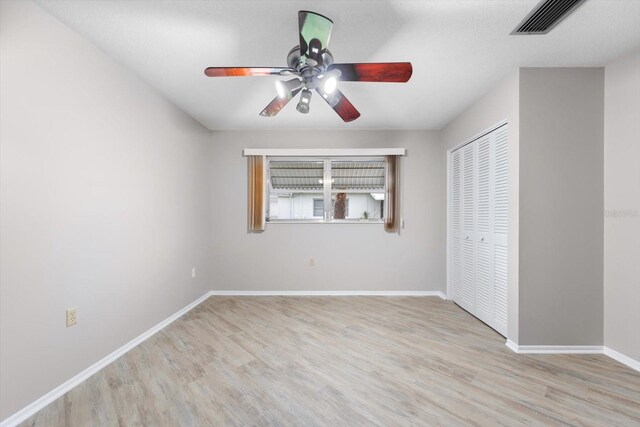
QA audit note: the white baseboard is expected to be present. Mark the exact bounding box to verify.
[0,292,211,427]
[604,347,640,372]
[505,341,640,372]
[505,340,603,354]
[209,290,447,299]
[505,339,519,353]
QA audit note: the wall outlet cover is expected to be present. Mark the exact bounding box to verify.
[66,308,77,327]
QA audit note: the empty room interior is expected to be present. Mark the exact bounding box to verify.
[1,0,640,425]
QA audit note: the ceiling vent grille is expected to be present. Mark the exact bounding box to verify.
[512,0,588,34]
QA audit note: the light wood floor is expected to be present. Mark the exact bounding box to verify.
[21,296,640,426]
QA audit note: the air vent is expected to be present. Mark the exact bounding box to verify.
[512,0,588,35]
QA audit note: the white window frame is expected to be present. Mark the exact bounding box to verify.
[244,148,405,156]
[266,156,385,224]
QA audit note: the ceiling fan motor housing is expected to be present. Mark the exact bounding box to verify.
[287,45,334,87]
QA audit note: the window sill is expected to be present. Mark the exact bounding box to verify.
[266,219,384,225]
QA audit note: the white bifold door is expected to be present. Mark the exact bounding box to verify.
[449,124,508,336]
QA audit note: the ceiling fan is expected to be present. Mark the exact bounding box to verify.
[204,11,413,122]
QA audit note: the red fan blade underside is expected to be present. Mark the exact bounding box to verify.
[328,62,412,83]
[204,67,295,77]
[334,93,361,122]
[260,88,302,117]
[317,88,361,122]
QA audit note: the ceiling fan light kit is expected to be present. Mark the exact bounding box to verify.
[296,89,313,114]
[276,78,302,99]
[204,11,413,122]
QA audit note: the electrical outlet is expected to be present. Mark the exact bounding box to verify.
[309,257,315,267]
[192,267,196,278]
[66,308,77,327]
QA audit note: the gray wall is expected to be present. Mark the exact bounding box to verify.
[209,130,445,292]
[604,50,640,360]
[440,71,521,343]
[518,68,604,346]
[0,1,212,419]
[441,68,607,347]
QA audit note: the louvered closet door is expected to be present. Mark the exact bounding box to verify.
[449,150,463,302]
[474,134,493,326]
[492,126,508,335]
[460,143,476,312]
[448,124,508,337]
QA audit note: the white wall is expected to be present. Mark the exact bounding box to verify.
[209,130,445,292]
[604,49,640,361]
[0,1,211,420]
[518,68,604,346]
[440,71,520,342]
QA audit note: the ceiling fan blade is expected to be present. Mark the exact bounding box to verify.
[259,88,302,117]
[298,10,333,65]
[328,62,413,82]
[204,67,295,77]
[316,88,361,122]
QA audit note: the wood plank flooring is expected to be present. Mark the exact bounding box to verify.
[20,297,640,426]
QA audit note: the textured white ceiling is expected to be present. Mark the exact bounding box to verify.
[35,0,640,130]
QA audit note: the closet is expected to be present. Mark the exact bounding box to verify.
[449,124,508,336]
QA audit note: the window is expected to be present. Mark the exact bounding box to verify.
[266,160,323,220]
[266,157,385,223]
[313,199,323,217]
